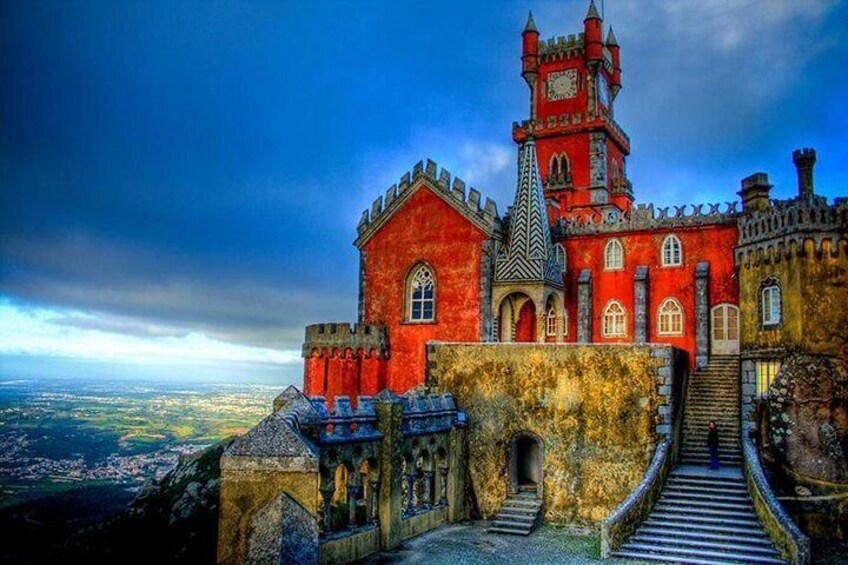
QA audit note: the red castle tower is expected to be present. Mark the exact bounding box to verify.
[514,2,631,223]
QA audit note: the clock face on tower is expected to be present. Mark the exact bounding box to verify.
[546,69,578,101]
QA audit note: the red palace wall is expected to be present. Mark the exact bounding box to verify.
[361,187,489,393]
[559,223,739,367]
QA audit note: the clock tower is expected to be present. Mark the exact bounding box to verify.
[513,2,632,224]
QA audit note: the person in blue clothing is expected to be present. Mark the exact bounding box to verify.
[707,420,720,469]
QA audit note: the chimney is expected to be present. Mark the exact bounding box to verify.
[738,173,772,212]
[792,148,816,200]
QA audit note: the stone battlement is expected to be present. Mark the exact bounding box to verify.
[551,201,740,238]
[538,33,584,60]
[303,322,389,357]
[736,197,848,266]
[401,392,459,436]
[512,109,630,147]
[306,395,383,445]
[355,159,501,243]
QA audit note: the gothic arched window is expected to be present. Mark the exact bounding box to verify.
[549,153,570,186]
[602,301,627,337]
[546,306,557,337]
[407,264,435,322]
[554,243,567,273]
[657,298,684,335]
[661,234,683,266]
[604,239,624,271]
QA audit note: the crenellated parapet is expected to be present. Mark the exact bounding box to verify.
[354,159,501,247]
[735,197,848,265]
[512,107,630,149]
[302,322,389,358]
[401,392,460,437]
[306,395,383,445]
[538,33,584,60]
[552,201,740,238]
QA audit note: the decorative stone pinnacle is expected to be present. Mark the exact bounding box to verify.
[585,0,601,21]
[606,26,619,47]
[524,10,537,33]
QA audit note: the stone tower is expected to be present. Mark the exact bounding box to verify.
[513,2,631,223]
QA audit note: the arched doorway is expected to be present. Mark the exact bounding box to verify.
[508,432,543,497]
[498,293,537,343]
[711,304,740,355]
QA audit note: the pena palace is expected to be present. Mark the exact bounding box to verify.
[294,3,846,407]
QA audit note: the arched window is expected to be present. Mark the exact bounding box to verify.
[657,298,684,335]
[661,235,683,267]
[602,301,627,337]
[546,306,557,337]
[562,308,569,336]
[554,243,567,273]
[761,281,781,326]
[407,264,435,322]
[548,153,570,185]
[604,239,624,271]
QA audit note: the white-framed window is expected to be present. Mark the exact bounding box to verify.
[661,234,682,267]
[562,308,569,336]
[554,243,567,273]
[602,301,627,337]
[761,284,781,326]
[604,239,624,271]
[546,307,557,337]
[407,264,435,322]
[756,360,781,398]
[657,298,684,335]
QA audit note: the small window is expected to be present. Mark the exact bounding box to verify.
[657,298,684,336]
[546,307,557,337]
[562,309,569,336]
[407,264,435,322]
[761,284,781,326]
[661,235,682,267]
[604,239,624,271]
[554,243,567,273]
[756,361,781,398]
[602,301,627,337]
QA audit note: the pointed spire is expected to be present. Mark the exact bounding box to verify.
[606,26,619,47]
[524,10,537,33]
[585,0,601,21]
[494,140,561,287]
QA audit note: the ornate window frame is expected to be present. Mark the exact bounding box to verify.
[602,300,627,337]
[660,234,683,267]
[554,243,567,273]
[604,239,624,271]
[545,306,557,337]
[657,297,684,336]
[405,263,436,323]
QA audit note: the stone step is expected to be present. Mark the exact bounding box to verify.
[616,542,785,565]
[492,518,534,529]
[670,468,744,481]
[661,490,750,504]
[642,519,771,539]
[611,549,770,565]
[652,503,757,520]
[664,484,748,498]
[502,498,541,509]
[487,525,531,536]
[630,533,781,557]
[497,506,537,516]
[637,526,773,546]
[657,494,754,512]
[678,454,743,466]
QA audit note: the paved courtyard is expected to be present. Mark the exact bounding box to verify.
[361,521,613,564]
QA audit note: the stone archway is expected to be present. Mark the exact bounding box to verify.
[498,292,537,343]
[508,432,544,497]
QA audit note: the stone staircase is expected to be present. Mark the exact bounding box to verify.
[488,487,542,536]
[612,467,784,564]
[680,355,742,467]
[611,355,787,564]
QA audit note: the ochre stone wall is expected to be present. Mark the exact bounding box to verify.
[217,466,319,565]
[739,240,848,358]
[427,343,664,526]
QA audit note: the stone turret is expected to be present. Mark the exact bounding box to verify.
[738,172,772,212]
[793,147,816,201]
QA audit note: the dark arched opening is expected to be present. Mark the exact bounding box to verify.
[508,432,543,497]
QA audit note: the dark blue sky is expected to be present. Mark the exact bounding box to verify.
[2,1,847,384]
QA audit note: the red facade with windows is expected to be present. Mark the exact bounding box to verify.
[302,3,741,400]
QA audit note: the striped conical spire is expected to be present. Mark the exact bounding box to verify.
[494,140,561,286]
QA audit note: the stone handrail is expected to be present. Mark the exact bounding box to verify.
[601,439,672,558]
[742,436,810,565]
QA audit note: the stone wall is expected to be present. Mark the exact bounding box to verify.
[426,342,676,526]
